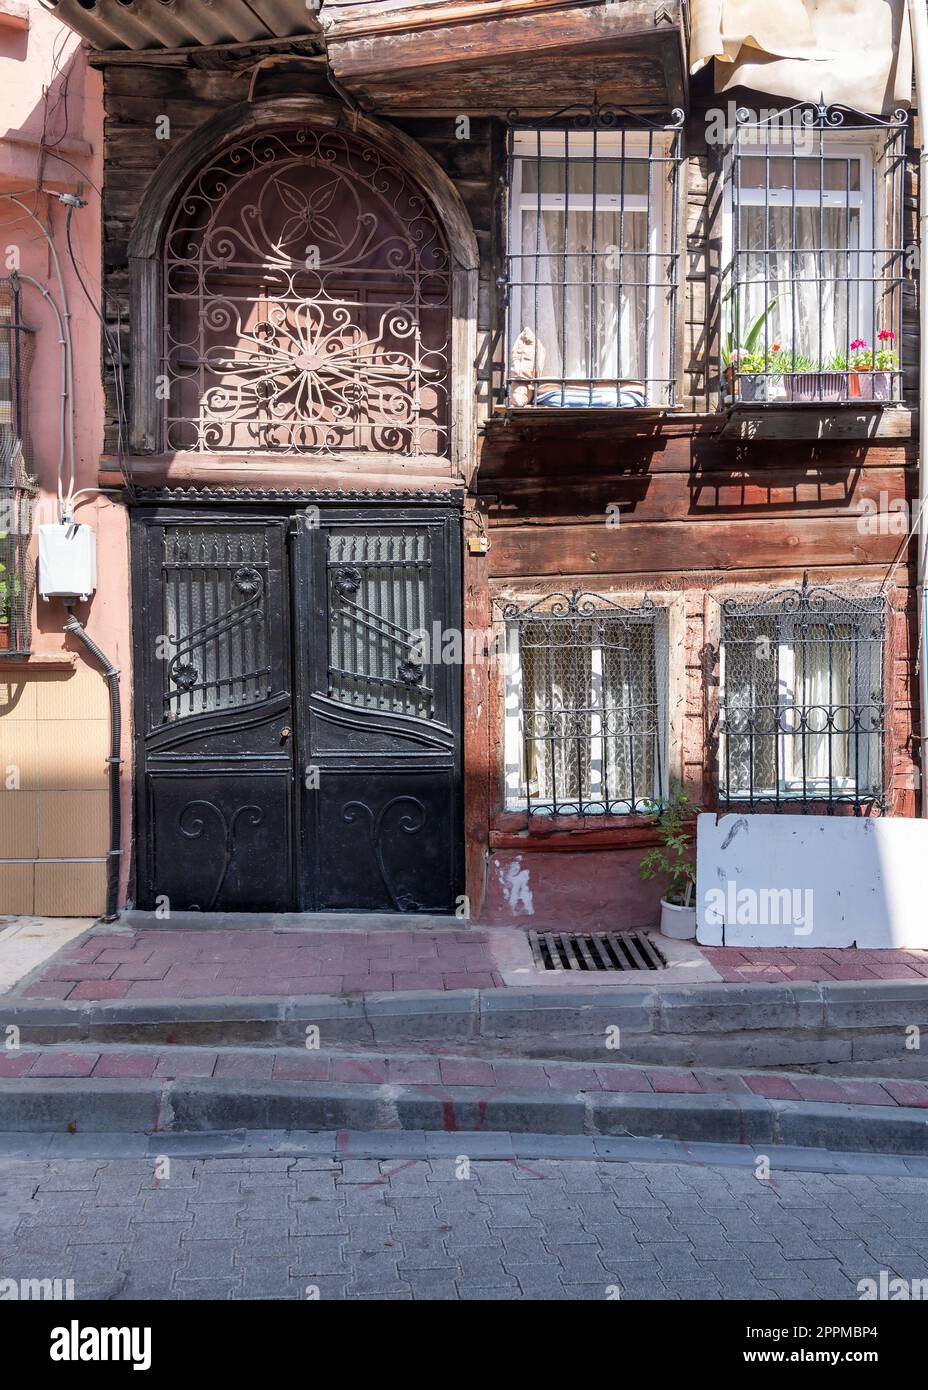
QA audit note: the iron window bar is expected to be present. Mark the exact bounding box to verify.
[724,100,907,408]
[0,275,35,658]
[500,100,684,411]
[717,575,885,814]
[499,590,666,817]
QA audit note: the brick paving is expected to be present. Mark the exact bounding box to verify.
[2,1147,927,1299]
[16,929,504,1001]
[703,946,928,984]
[14,927,928,1001]
[3,1044,927,1110]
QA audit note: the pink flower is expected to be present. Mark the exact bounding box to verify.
[878,329,895,342]
[850,338,868,350]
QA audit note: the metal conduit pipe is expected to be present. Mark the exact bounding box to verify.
[63,604,122,921]
[907,0,928,815]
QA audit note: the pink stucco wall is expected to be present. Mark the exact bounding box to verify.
[1,0,131,902]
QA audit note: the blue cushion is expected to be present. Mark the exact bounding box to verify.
[534,386,647,408]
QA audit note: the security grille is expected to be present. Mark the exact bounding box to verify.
[529,929,667,972]
[501,101,683,409]
[163,124,451,457]
[718,577,885,812]
[0,275,35,657]
[725,101,907,406]
[501,591,666,816]
[161,526,271,722]
[327,527,434,719]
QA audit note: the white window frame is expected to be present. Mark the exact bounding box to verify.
[721,129,882,362]
[508,128,676,401]
[719,609,882,802]
[501,600,670,817]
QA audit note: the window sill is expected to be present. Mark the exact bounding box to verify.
[490,812,680,851]
[0,652,76,674]
[722,403,914,442]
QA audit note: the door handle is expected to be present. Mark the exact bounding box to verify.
[280,727,291,740]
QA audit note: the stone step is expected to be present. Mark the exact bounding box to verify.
[1,1045,927,1156]
[5,979,928,1071]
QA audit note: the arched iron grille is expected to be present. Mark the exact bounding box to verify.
[163,125,452,456]
[718,578,885,813]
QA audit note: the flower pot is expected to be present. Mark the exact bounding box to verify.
[787,371,845,403]
[0,626,9,652]
[849,370,893,402]
[659,896,697,941]
[735,373,768,403]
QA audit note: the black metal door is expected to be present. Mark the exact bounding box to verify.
[293,506,463,913]
[132,511,294,911]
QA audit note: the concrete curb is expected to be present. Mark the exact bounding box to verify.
[3,978,928,1068]
[1,1077,927,1155]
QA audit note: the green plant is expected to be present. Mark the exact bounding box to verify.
[0,559,10,625]
[721,290,779,370]
[638,784,700,907]
[875,329,898,370]
[779,351,815,372]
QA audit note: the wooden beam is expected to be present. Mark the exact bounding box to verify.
[487,516,910,578]
[325,0,681,82]
[722,407,916,442]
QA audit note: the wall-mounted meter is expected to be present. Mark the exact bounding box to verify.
[38,523,97,602]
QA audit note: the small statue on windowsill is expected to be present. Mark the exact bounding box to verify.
[510,325,546,407]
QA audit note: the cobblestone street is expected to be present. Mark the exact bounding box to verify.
[3,1140,928,1301]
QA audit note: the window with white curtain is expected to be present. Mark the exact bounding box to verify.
[718,585,885,811]
[731,145,870,370]
[505,122,680,409]
[502,594,667,816]
[724,107,906,404]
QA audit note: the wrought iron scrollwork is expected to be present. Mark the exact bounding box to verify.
[177,799,264,910]
[162,527,271,722]
[163,126,452,457]
[499,590,665,818]
[718,574,885,814]
[327,533,434,719]
[342,795,427,912]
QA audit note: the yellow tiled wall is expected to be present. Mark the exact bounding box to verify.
[0,665,109,916]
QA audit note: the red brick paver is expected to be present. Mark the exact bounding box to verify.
[3,1046,927,1116]
[18,928,503,1001]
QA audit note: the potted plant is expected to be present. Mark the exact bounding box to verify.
[729,347,769,402]
[0,562,10,651]
[638,784,700,940]
[849,330,897,401]
[786,350,846,402]
[722,295,778,403]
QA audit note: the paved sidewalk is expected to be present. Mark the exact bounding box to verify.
[12,924,928,1001]
[3,1142,927,1299]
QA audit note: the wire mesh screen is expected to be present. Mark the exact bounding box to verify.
[161,527,271,722]
[726,101,907,406]
[0,276,35,657]
[718,579,885,813]
[502,592,667,816]
[502,102,683,410]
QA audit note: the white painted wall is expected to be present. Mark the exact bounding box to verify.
[696,813,928,949]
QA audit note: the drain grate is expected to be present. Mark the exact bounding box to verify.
[528,929,667,973]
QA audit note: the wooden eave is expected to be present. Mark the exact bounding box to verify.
[322,0,687,112]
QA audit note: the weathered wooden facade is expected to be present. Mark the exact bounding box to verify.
[42,0,920,927]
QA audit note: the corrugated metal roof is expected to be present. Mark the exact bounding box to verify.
[39,0,322,51]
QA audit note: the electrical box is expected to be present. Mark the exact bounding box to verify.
[38,523,97,602]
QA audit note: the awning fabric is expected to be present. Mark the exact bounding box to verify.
[689,0,912,115]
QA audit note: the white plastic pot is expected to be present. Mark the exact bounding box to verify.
[660,897,697,940]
